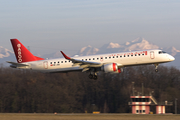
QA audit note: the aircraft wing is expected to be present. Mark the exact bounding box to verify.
[6,61,29,68]
[60,51,102,72]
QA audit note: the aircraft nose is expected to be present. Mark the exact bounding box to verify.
[168,55,175,61]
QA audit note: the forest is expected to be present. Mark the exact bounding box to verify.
[0,64,180,113]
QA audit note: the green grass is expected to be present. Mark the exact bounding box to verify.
[0,113,180,120]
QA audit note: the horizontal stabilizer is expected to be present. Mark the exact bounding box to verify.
[6,61,29,68]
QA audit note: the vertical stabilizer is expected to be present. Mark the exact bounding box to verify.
[10,39,44,63]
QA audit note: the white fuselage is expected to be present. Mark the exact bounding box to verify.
[18,49,174,73]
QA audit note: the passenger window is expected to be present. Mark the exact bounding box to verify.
[139,54,140,56]
[142,54,144,55]
[109,57,111,59]
[58,61,59,63]
[116,56,118,58]
[86,59,87,61]
[65,61,67,63]
[131,55,133,57]
[54,62,56,64]
[127,55,129,57]
[105,57,107,59]
[93,58,95,60]
[97,58,99,60]
[113,56,115,58]
[124,55,126,57]
[120,56,122,58]
[50,62,52,64]
[89,58,91,60]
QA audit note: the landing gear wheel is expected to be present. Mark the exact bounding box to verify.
[88,68,98,80]
[93,75,98,80]
[88,74,93,79]
[88,71,98,80]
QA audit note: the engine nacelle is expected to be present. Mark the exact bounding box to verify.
[101,63,122,73]
[113,68,123,74]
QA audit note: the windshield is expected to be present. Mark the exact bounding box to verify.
[159,51,166,54]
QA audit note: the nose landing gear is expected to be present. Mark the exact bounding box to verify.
[154,64,159,72]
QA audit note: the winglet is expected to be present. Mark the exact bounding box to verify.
[60,51,71,59]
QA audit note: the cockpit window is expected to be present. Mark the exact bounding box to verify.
[159,51,166,54]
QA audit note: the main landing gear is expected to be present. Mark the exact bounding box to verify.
[154,64,159,72]
[88,72,98,80]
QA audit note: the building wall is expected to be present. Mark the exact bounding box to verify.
[156,106,165,114]
[132,105,150,114]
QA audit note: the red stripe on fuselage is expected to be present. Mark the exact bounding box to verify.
[112,63,117,71]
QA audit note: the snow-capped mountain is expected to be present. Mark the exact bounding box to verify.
[0,46,13,58]
[78,37,160,55]
[0,46,15,66]
[123,38,159,51]
[77,45,99,56]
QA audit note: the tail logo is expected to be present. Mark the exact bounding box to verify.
[17,44,22,62]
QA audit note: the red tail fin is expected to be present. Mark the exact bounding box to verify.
[10,39,44,63]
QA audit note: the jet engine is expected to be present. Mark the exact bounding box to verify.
[101,63,122,73]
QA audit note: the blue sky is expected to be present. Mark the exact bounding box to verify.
[0,0,180,55]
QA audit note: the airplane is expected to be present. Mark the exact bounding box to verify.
[7,39,175,80]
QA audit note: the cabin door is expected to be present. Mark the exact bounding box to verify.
[43,61,48,69]
[150,51,155,59]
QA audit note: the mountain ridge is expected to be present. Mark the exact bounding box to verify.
[78,37,178,56]
[0,46,14,58]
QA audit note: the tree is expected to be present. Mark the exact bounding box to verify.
[0,65,179,113]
